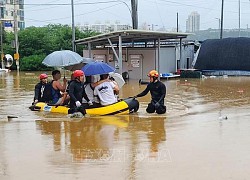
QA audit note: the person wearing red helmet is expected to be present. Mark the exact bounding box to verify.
[134,70,166,114]
[33,73,49,104]
[68,70,91,110]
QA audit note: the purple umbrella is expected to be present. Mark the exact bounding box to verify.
[81,61,115,76]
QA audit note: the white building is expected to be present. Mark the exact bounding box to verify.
[186,11,200,33]
[0,0,25,32]
[78,21,132,33]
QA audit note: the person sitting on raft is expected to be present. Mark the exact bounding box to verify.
[33,73,50,104]
[82,75,101,108]
[68,70,92,109]
[94,74,119,106]
[51,70,68,105]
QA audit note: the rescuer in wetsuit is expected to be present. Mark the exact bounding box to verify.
[135,70,166,114]
[68,70,92,109]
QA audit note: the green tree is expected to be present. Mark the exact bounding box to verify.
[20,54,52,71]
[2,24,99,71]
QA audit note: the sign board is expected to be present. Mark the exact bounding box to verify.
[4,22,12,27]
[131,60,140,68]
[129,54,142,68]
[14,53,19,60]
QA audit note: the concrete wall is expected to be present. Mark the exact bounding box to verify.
[83,45,194,80]
[176,44,195,69]
[182,45,195,69]
[158,47,176,74]
[127,48,156,80]
[83,48,156,80]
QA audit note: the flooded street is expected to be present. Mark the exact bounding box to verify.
[1,71,250,180]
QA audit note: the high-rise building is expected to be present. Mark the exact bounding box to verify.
[0,0,25,32]
[186,11,200,33]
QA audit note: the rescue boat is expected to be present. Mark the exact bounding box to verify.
[29,97,139,116]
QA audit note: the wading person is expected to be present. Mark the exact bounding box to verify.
[33,73,50,104]
[134,70,166,114]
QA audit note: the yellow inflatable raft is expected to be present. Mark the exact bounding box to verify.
[30,98,139,116]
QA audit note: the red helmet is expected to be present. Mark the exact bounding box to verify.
[39,73,48,80]
[73,70,84,78]
[148,70,159,78]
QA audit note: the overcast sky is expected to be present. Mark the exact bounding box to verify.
[24,0,250,31]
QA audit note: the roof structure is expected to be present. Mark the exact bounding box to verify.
[75,30,191,45]
[194,37,250,71]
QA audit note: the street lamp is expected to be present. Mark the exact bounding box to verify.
[71,0,133,52]
[215,18,221,38]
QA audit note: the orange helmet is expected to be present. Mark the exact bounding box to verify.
[73,70,84,78]
[148,70,159,78]
[39,73,48,80]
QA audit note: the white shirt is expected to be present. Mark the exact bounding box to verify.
[94,81,117,106]
[82,83,95,103]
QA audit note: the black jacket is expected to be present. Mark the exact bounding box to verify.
[69,80,89,108]
[136,81,166,104]
[34,82,50,102]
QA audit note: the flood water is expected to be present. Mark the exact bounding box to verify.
[1,71,250,180]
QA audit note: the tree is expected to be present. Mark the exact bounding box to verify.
[2,24,99,71]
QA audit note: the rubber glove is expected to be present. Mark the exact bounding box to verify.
[75,101,81,107]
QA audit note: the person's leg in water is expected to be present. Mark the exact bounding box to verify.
[156,104,166,114]
[146,102,156,113]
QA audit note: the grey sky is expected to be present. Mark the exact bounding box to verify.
[24,0,250,31]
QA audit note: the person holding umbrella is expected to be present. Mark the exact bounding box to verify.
[68,70,92,109]
[134,70,166,114]
[51,70,68,105]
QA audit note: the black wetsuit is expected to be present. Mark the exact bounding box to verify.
[136,81,166,114]
[34,82,50,103]
[68,80,90,108]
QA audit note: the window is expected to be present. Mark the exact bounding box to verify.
[0,7,4,18]
[18,21,25,30]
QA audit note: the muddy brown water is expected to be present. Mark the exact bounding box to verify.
[1,71,250,180]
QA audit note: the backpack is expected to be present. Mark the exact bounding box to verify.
[42,81,53,103]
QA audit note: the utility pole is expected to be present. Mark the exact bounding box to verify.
[71,0,76,52]
[220,0,224,39]
[0,22,4,69]
[14,0,19,71]
[131,0,138,29]
[238,0,241,37]
[247,24,249,37]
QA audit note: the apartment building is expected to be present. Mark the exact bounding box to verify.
[0,0,25,32]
